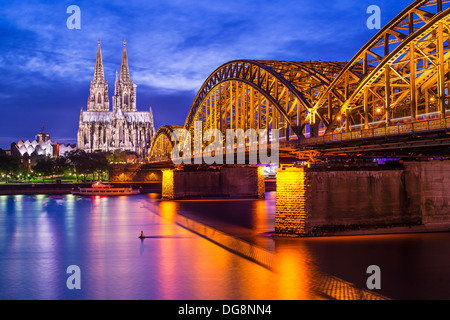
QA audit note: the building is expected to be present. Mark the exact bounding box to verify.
[77,40,155,156]
[10,126,76,165]
[36,124,51,143]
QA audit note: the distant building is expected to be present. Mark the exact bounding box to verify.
[77,40,155,156]
[36,124,51,143]
[10,127,76,165]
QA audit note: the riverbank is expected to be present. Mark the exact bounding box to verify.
[0,180,275,196]
[0,182,162,195]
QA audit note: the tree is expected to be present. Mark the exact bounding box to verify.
[0,149,21,183]
[67,150,109,182]
[90,152,109,181]
[105,149,130,163]
[67,150,89,182]
[54,156,70,176]
[32,157,55,183]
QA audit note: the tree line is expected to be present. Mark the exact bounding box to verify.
[0,149,135,183]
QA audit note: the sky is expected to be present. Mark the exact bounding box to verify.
[0,0,415,148]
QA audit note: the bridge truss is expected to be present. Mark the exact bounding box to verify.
[150,0,450,162]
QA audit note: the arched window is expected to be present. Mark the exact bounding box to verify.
[97,92,102,104]
[124,94,128,105]
[119,126,124,141]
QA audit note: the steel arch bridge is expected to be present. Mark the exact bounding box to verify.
[149,125,183,162]
[150,0,450,163]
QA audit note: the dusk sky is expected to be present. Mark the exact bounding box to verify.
[0,0,414,149]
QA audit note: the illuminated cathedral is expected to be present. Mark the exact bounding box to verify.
[77,40,155,156]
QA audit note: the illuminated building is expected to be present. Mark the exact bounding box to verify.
[36,124,50,143]
[10,126,76,165]
[77,40,155,156]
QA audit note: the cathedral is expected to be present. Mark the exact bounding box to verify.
[77,40,155,156]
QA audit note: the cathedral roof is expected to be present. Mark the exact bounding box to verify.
[83,111,111,123]
[82,111,153,124]
[125,112,152,123]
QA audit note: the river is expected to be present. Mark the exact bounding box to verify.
[1,193,449,300]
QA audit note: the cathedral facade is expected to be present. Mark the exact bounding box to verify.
[77,40,155,156]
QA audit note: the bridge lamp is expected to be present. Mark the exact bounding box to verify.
[430,97,435,102]
[376,107,382,113]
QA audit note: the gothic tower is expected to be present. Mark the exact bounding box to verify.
[113,40,136,112]
[78,40,155,157]
[87,39,109,112]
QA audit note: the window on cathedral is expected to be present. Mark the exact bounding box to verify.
[119,127,124,141]
[97,93,102,104]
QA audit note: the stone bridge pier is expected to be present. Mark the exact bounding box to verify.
[275,161,450,237]
[161,166,265,200]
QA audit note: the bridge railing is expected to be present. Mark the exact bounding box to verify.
[149,117,450,162]
[287,117,450,147]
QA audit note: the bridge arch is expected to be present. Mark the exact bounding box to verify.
[149,125,183,162]
[184,60,345,140]
[343,7,450,129]
[149,0,450,162]
[313,0,450,133]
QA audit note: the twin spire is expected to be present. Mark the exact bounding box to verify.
[120,40,130,83]
[94,39,104,82]
[93,39,130,84]
[89,39,135,112]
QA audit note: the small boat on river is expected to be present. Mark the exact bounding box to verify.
[71,181,140,196]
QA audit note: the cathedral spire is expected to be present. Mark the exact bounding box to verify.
[94,39,105,82]
[88,39,109,112]
[79,39,155,154]
[113,40,135,112]
[120,39,130,82]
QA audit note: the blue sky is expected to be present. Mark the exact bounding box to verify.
[0,0,414,148]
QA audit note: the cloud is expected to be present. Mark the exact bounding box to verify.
[0,0,372,92]
[0,0,417,145]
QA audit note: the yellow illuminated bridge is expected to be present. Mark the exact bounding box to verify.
[150,0,450,163]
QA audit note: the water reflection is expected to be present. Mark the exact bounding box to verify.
[273,240,316,299]
[160,201,177,223]
[142,193,386,299]
[253,200,268,234]
[1,194,450,299]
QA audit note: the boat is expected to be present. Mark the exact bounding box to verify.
[71,181,141,196]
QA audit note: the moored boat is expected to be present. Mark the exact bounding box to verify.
[71,181,140,196]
